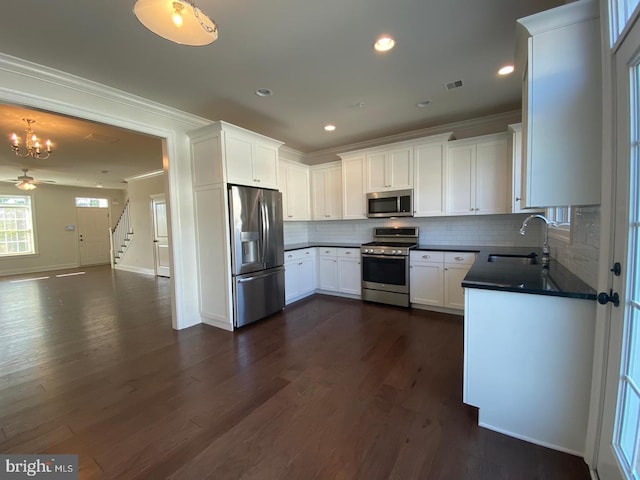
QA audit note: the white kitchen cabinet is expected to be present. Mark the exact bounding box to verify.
[225,128,280,189]
[410,252,444,306]
[285,248,317,304]
[318,247,361,296]
[280,160,311,221]
[366,147,413,192]
[337,249,361,295]
[340,155,367,219]
[464,287,596,453]
[413,133,453,217]
[446,133,509,216]
[509,123,542,214]
[318,248,338,291]
[410,250,475,311]
[311,162,342,220]
[516,0,601,207]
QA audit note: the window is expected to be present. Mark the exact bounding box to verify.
[546,206,572,242]
[0,195,36,256]
[75,197,109,208]
[610,0,640,47]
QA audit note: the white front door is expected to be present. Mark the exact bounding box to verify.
[151,194,170,278]
[596,15,640,480]
[77,207,110,266]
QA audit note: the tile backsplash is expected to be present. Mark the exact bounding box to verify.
[284,214,543,247]
[549,206,600,289]
[284,210,601,289]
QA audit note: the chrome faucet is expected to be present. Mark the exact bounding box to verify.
[519,214,557,268]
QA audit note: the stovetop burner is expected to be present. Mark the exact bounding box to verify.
[362,241,418,248]
[361,227,419,256]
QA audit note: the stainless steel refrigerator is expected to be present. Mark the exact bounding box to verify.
[228,185,285,328]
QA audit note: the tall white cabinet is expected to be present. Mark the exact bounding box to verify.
[188,121,283,331]
[280,160,311,221]
[516,0,601,207]
[446,133,509,216]
[311,162,342,220]
[413,133,454,217]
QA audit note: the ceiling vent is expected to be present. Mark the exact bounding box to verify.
[445,79,464,91]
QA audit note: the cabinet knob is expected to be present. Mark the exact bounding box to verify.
[305,251,310,255]
[298,262,303,266]
[469,208,474,211]
[287,215,293,218]
[345,251,351,255]
[516,197,521,201]
[423,255,430,259]
[475,208,480,211]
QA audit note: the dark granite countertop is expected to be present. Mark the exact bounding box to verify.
[284,242,362,251]
[285,242,597,300]
[461,247,597,300]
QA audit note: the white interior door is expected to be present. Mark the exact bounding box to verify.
[77,207,110,266]
[596,16,640,480]
[151,194,170,278]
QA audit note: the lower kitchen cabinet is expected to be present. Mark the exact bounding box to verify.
[410,250,476,311]
[285,248,317,304]
[337,249,361,295]
[318,247,361,296]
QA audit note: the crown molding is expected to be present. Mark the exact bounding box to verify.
[125,169,165,182]
[0,52,211,130]
[304,110,522,162]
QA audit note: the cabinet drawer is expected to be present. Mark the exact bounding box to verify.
[444,252,476,265]
[285,248,316,261]
[410,251,444,264]
[337,248,359,258]
[319,247,337,257]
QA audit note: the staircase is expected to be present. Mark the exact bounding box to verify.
[110,199,133,268]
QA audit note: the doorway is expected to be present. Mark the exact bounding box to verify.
[151,194,170,277]
[77,206,110,266]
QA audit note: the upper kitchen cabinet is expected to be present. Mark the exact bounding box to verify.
[189,121,283,190]
[365,147,413,192]
[280,159,311,221]
[340,154,367,220]
[413,133,454,217]
[446,133,509,216]
[516,0,601,207]
[311,162,342,220]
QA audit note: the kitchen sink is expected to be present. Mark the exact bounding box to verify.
[487,253,538,265]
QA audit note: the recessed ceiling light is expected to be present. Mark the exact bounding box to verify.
[96,183,104,188]
[255,88,273,97]
[324,124,336,132]
[416,100,431,108]
[374,36,395,52]
[498,65,515,76]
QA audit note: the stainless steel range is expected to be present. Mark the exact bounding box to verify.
[360,227,418,307]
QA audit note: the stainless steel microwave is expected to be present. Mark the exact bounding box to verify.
[366,189,413,218]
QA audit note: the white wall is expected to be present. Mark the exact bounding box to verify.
[118,173,166,274]
[0,183,125,276]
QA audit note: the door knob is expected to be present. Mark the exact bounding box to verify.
[597,290,620,307]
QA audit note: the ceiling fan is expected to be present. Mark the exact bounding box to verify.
[4,168,55,191]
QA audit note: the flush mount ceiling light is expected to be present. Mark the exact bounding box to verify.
[374,35,395,52]
[498,65,515,76]
[133,0,218,46]
[10,118,53,160]
[324,124,336,132]
[416,100,431,108]
[255,88,273,97]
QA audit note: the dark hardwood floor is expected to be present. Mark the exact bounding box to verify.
[0,265,590,479]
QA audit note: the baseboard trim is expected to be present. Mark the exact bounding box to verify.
[478,421,584,457]
[0,263,79,277]
[201,315,233,331]
[114,264,155,276]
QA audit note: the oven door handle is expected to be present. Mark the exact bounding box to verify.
[362,254,405,260]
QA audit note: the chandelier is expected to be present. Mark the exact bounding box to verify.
[133,0,218,46]
[10,118,53,160]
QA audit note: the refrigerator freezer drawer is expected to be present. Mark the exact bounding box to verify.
[233,267,285,328]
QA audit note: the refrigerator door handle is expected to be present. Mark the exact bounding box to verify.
[260,197,269,269]
[237,269,282,283]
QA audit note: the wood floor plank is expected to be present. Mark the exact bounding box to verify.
[0,266,591,479]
